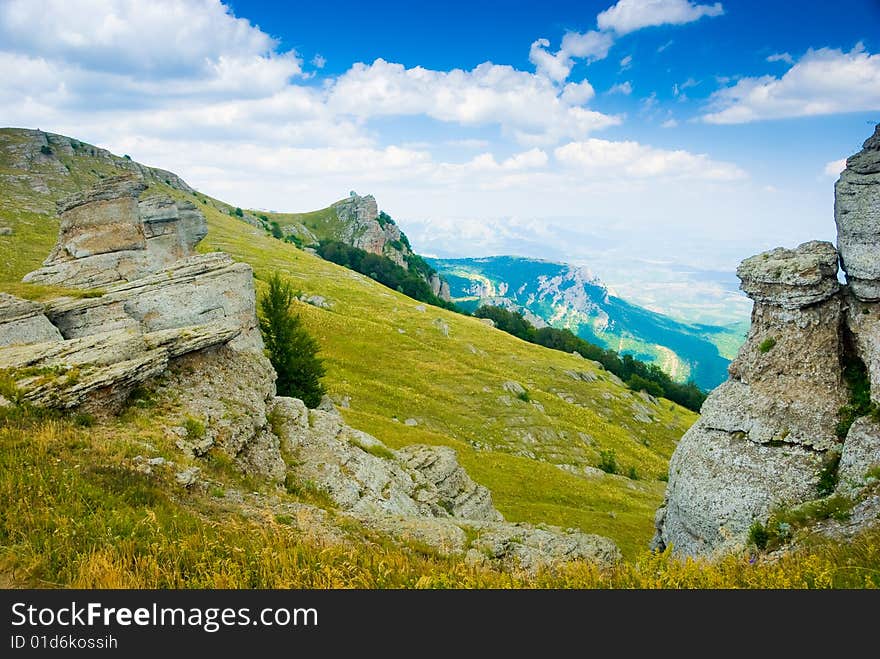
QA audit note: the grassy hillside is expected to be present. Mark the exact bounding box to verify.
[0,128,698,559]
[3,409,876,588]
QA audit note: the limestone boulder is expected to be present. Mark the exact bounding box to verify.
[0,293,62,347]
[23,175,210,288]
[654,427,823,556]
[736,240,840,310]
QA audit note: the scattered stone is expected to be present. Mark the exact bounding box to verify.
[300,294,332,310]
[502,380,526,396]
[414,304,426,312]
[0,227,12,236]
[175,467,200,488]
[404,418,419,427]
[432,318,450,337]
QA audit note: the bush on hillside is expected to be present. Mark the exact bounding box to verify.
[259,272,326,408]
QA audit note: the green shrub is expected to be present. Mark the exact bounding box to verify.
[183,416,205,440]
[758,337,777,353]
[516,390,530,402]
[259,272,326,408]
[748,521,769,550]
[40,145,52,155]
[597,449,618,475]
[233,207,244,217]
[627,466,639,480]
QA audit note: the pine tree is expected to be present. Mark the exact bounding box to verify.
[259,272,326,407]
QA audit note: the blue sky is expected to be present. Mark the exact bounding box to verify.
[1,0,879,323]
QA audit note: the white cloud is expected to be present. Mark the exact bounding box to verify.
[328,59,620,145]
[661,118,678,128]
[824,158,847,177]
[528,31,614,82]
[766,52,793,64]
[703,44,880,123]
[554,138,747,181]
[0,0,302,90]
[657,39,675,53]
[561,80,596,104]
[312,54,326,69]
[608,81,633,95]
[620,55,633,70]
[597,0,724,35]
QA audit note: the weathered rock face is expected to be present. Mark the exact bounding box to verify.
[838,417,880,491]
[270,397,619,570]
[0,294,62,347]
[331,192,411,267]
[655,127,880,557]
[836,125,880,301]
[3,176,280,480]
[23,175,208,288]
[736,241,840,310]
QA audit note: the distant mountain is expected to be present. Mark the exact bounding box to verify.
[255,193,451,301]
[428,256,744,391]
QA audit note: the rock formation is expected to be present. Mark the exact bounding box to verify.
[836,125,880,301]
[332,192,408,266]
[0,174,618,570]
[654,126,880,556]
[3,175,281,480]
[23,175,207,288]
[271,397,620,571]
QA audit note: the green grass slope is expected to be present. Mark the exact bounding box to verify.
[0,128,697,557]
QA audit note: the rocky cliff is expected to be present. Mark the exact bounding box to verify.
[653,125,880,556]
[0,174,618,571]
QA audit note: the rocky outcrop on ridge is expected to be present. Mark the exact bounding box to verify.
[653,126,880,557]
[23,175,208,288]
[326,192,451,301]
[332,192,411,267]
[270,397,620,571]
[2,175,281,479]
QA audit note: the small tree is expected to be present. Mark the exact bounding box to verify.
[259,272,326,407]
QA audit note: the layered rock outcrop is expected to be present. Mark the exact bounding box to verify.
[3,175,281,479]
[23,175,208,288]
[271,397,620,571]
[654,126,880,556]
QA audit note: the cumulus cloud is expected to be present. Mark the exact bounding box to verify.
[328,59,620,145]
[608,81,633,95]
[0,0,302,90]
[766,52,793,64]
[703,44,880,123]
[661,118,678,128]
[824,158,847,177]
[528,31,614,82]
[597,0,724,35]
[554,138,747,180]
